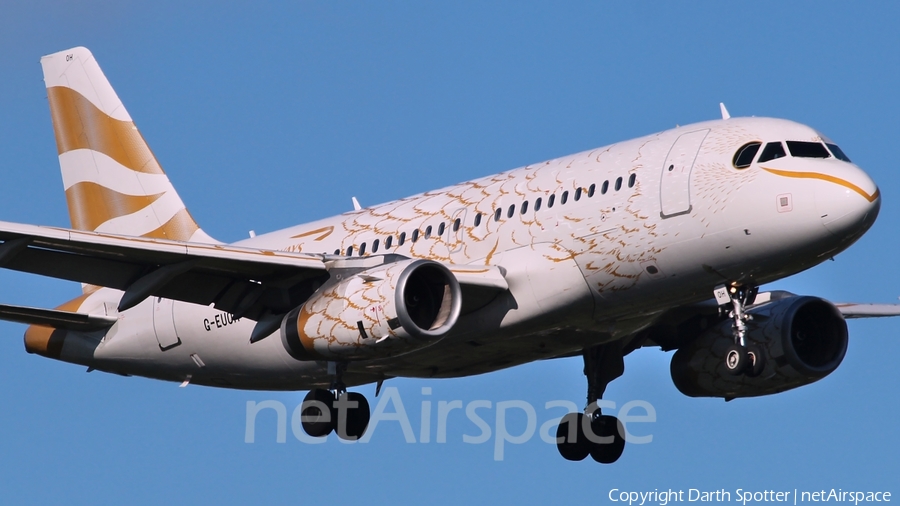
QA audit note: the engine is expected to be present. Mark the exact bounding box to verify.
[281,259,462,361]
[670,295,848,399]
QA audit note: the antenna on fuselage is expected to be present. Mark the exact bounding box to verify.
[352,197,361,211]
[720,103,731,120]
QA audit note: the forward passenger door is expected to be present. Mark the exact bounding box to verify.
[659,129,709,218]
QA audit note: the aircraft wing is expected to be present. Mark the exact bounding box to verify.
[752,291,900,319]
[0,220,328,320]
[834,302,900,319]
[0,221,507,324]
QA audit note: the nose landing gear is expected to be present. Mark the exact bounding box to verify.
[300,362,371,441]
[719,283,765,377]
[556,344,627,464]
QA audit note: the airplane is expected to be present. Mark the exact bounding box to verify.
[2,46,897,464]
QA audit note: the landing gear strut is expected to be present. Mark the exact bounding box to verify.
[720,283,765,377]
[300,362,371,441]
[556,343,627,464]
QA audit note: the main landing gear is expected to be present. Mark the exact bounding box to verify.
[719,283,765,377]
[556,344,627,464]
[300,362,371,441]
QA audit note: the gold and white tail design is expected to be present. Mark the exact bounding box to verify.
[40,47,217,244]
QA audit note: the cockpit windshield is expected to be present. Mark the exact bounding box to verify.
[732,142,761,168]
[757,142,786,163]
[786,141,830,159]
[826,143,852,162]
[732,139,852,167]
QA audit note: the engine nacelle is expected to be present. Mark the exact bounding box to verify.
[670,296,848,399]
[281,259,462,361]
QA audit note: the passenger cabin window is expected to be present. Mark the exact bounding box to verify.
[521,201,529,214]
[412,229,419,242]
[757,142,786,163]
[437,223,445,236]
[615,177,623,191]
[588,184,595,197]
[385,236,393,249]
[359,242,366,256]
[372,239,379,253]
[826,143,852,162]
[574,188,582,201]
[453,218,461,232]
[548,194,555,208]
[601,181,609,194]
[787,141,830,159]
[507,204,515,218]
[535,197,542,211]
[561,191,569,204]
[346,246,354,256]
[399,232,406,246]
[424,226,432,239]
[334,249,340,255]
[628,173,636,188]
[733,141,762,168]
[494,208,502,222]
[474,213,482,227]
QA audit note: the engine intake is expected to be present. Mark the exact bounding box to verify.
[397,261,457,338]
[670,296,848,398]
[282,259,461,361]
[785,299,847,375]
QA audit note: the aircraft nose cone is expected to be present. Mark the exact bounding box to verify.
[815,166,880,239]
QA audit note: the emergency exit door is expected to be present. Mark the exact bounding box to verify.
[446,208,467,262]
[153,297,181,350]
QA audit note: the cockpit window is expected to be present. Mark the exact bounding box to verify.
[826,143,852,163]
[733,142,762,168]
[757,142,787,163]
[786,141,830,159]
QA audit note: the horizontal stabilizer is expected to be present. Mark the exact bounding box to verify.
[834,302,900,319]
[0,303,117,330]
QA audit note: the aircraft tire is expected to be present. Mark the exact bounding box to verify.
[301,388,336,437]
[556,412,590,461]
[724,344,748,376]
[588,415,626,464]
[745,344,766,377]
[341,392,371,441]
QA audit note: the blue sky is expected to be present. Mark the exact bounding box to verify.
[0,2,898,504]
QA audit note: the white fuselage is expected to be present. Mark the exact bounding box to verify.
[47,116,880,390]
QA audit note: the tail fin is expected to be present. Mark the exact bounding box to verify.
[40,47,217,244]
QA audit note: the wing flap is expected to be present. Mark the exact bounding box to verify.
[7,245,143,289]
